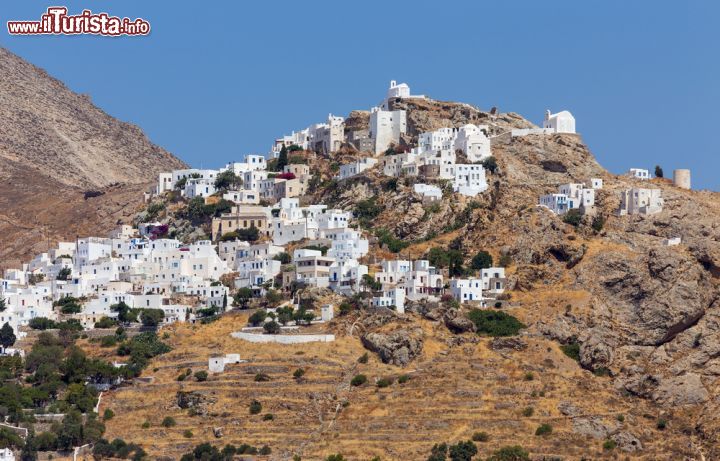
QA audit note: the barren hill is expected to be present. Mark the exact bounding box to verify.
[0,47,186,267]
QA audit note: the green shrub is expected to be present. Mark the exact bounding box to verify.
[263,413,274,421]
[249,400,262,415]
[535,423,552,436]
[603,439,617,450]
[657,418,667,430]
[522,407,534,417]
[563,209,582,227]
[591,214,606,232]
[183,430,193,438]
[471,431,489,442]
[326,455,346,461]
[448,440,477,461]
[103,408,115,420]
[376,378,393,388]
[254,373,271,382]
[293,368,305,379]
[397,374,410,384]
[161,416,176,428]
[350,374,367,386]
[358,352,369,364]
[259,445,272,455]
[486,445,530,461]
[560,341,581,362]
[617,414,625,422]
[194,371,208,382]
[524,372,534,381]
[467,309,525,337]
[94,316,119,329]
[141,421,150,429]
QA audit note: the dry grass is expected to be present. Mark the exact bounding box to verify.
[95,310,689,460]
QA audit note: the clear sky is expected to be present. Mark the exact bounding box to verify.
[2,1,718,189]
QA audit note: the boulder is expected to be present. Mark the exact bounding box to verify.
[489,337,528,351]
[652,373,709,406]
[611,431,643,452]
[361,328,423,367]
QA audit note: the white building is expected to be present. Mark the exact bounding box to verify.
[223,190,259,205]
[372,286,406,314]
[418,127,456,154]
[539,193,570,215]
[308,114,345,154]
[453,164,488,196]
[184,178,216,199]
[590,178,603,189]
[370,107,407,154]
[223,155,267,174]
[450,278,483,304]
[454,124,491,162]
[480,267,506,295]
[628,168,651,180]
[542,110,576,134]
[337,158,378,180]
[413,183,442,202]
[618,188,664,215]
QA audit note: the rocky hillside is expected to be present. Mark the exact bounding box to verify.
[99,99,720,460]
[0,47,186,267]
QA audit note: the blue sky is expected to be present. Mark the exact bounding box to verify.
[2,1,718,189]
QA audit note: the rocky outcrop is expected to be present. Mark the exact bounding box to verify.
[361,328,424,367]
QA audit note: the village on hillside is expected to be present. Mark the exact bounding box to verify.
[0,80,694,352]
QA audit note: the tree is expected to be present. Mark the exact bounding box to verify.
[277,145,289,172]
[449,441,477,461]
[236,226,260,242]
[0,323,16,351]
[214,170,242,191]
[273,252,291,264]
[471,250,493,270]
[428,247,466,277]
[263,321,281,334]
[248,309,267,327]
[56,267,72,281]
[111,302,138,323]
[482,156,498,173]
[140,309,165,327]
[362,274,382,292]
[655,165,664,178]
[427,443,448,461]
[233,288,253,308]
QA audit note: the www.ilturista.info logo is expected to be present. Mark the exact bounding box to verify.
[7,7,150,36]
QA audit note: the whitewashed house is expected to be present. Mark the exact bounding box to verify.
[372,286,406,314]
[184,178,216,199]
[628,168,651,180]
[618,188,664,215]
[450,278,483,304]
[480,267,506,295]
[337,158,378,180]
[454,124,491,162]
[413,183,442,202]
[453,164,488,196]
[539,193,570,215]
